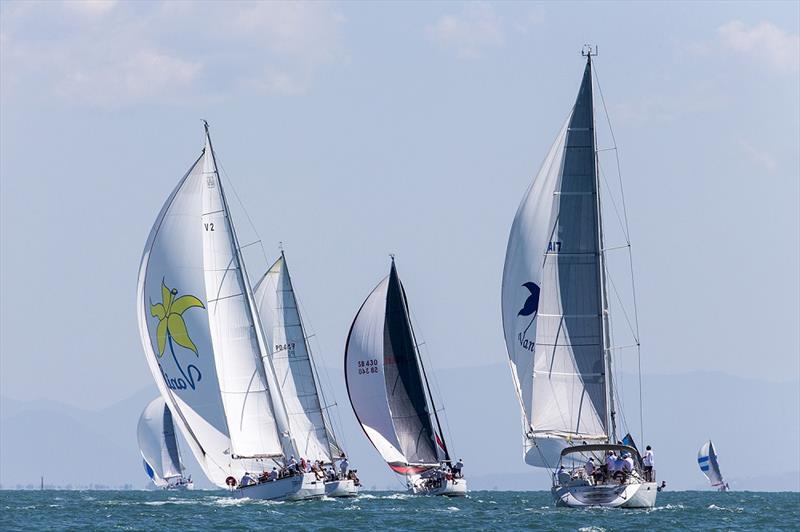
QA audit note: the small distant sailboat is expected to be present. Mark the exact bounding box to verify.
[136,122,324,501]
[253,251,360,497]
[501,48,657,508]
[345,258,466,496]
[698,440,729,491]
[137,397,193,490]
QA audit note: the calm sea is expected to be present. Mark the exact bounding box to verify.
[1,490,798,530]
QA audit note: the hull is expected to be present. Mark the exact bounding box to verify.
[552,481,657,508]
[324,479,359,497]
[409,478,467,497]
[232,473,325,501]
[165,481,193,491]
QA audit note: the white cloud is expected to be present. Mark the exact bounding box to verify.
[427,3,505,59]
[691,20,799,74]
[0,1,346,107]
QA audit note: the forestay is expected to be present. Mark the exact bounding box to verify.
[502,57,608,468]
[137,397,184,486]
[345,261,439,474]
[254,253,342,463]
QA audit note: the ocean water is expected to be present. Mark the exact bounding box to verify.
[1,490,798,530]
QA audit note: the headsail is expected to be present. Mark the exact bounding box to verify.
[137,397,184,486]
[253,252,341,463]
[137,123,293,486]
[502,56,609,469]
[698,440,727,489]
[345,260,441,474]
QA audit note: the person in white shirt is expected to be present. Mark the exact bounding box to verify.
[339,456,349,479]
[268,467,278,482]
[288,455,298,474]
[642,445,654,481]
[622,453,634,476]
[584,458,595,483]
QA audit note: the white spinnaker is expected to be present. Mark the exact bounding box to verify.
[200,133,286,459]
[137,128,286,486]
[137,397,183,483]
[345,277,407,466]
[254,254,335,463]
[137,152,248,487]
[502,60,609,468]
[698,440,725,486]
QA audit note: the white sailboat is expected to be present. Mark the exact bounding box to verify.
[345,258,466,496]
[253,251,359,497]
[698,440,729,491]
[136,122,324,501]
[501,48,657,508]
[137,397,193,490]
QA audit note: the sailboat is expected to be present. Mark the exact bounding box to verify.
[698,440,729,491]
[253,251,359,497]
[345,258,466,496]
[136,122,324,501]
[501,48,657,508]
[137,397,193,490]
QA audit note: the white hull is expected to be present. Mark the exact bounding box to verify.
[409,478,467,497]
[552,481,657,508]
[324,479,359,497]
[165,481,193,491]
[232,473,325,501]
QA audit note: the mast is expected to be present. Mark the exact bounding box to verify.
[392,257,451,464]
[584,47,617,443]
[203,121,297,460]
[280,250,341,460]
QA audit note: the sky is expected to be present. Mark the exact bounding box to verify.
[1,0,798,485]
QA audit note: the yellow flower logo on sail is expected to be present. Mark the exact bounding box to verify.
[150,280,205,357]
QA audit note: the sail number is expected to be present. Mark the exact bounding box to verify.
[274,343,296,356]
[547,241,562,252]
[204,222,215,231]
[356,359,379,375]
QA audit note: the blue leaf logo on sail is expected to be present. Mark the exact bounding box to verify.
[518,282,540,317]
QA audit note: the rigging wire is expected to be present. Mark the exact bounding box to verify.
[593,60,645,446]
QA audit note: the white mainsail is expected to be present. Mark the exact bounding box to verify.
[698,440,727,489]
[137,123,294,487]
[253,252,342,463]
[345,260,445,475]
[502,56,611,469]
[137,397,184,486]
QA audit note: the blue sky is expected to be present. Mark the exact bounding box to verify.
[1,0,798,424]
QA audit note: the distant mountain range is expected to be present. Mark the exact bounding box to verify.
[1,364,797,491]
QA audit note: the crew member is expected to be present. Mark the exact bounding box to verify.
[642,445,654,481]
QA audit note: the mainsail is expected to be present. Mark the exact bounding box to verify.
[502,55,612,469]
[136,123,295,487]
[253,252,344,463]
[137,397,184,487]
[698,440,727,489]
[345,260,446,474]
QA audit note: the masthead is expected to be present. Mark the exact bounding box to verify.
[581,44,597,58]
